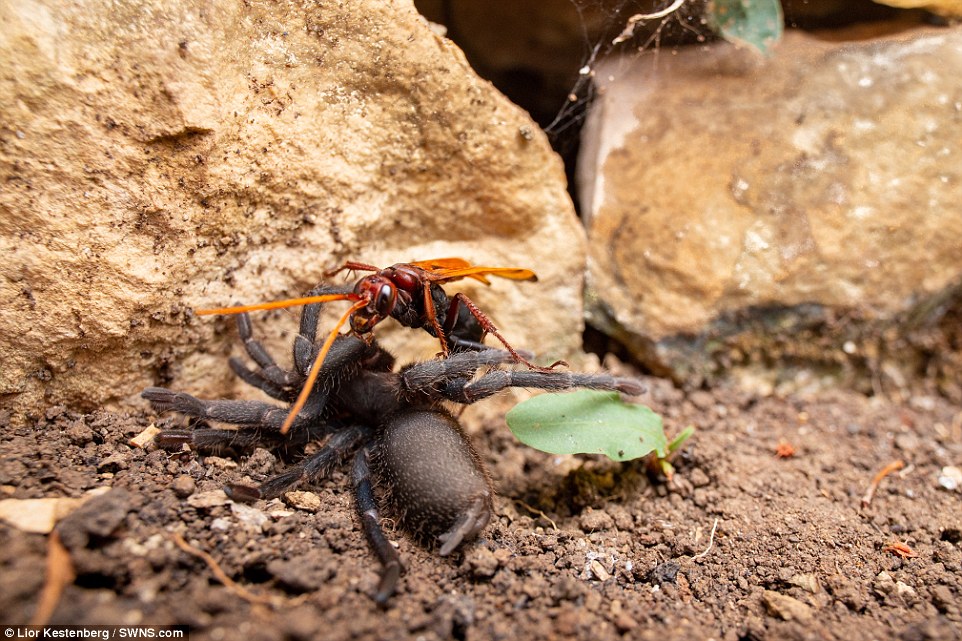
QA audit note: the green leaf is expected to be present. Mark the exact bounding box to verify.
[707,0,783,56]
[667,425,696,455]
[505,390,668,462]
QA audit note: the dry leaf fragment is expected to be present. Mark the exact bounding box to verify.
[0,497,84,534]
[129,424,161,448]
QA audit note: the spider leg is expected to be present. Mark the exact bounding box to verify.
[229,358,290,401]
[353,446,403,605]
[399,348,532,394]
[228,424,373,500]
[234,312,303,391]
[293,303,322,376]
[228,285,358,394]
[292,284,356,375]
[142,387,320,434]
[441,370,647,404]
[154,418,335,455]
[154,427,266,452]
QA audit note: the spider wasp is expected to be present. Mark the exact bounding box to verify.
[196,258,562,435]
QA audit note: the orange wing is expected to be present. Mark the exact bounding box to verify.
[407,258,538,286]
[407,258,474,271]
[426,266,538,284]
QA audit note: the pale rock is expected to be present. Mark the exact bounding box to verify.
[0,496,84,533]
[789,573,821,594]
[762,590,814,621]
[186,489,230,509]
[588,558,611,581]
[0,486,111,533]
[209,518,232,532]
[413,0,882,123]
[203,456,237,470]
[231,501,269,529]
[875,0,962,17]
[283,490,322,512]
[938,465,962,491]
[873,570,897,596]
[0,0,582,422]
[579,26,962,388]
[895,580,917,598]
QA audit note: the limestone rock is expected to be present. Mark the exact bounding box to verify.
[874,0,962,18]
[579,25,962,391]
[0,0,582,421]
[414,1,905,124]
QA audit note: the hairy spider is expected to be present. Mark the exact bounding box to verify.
[143,296,644,603]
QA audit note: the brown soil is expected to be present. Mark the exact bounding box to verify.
[1,378,961,641]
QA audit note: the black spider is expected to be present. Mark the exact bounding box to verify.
[143,296,644,603]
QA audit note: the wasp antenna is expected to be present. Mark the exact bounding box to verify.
[196,293,360,316]
[280,299,368,435]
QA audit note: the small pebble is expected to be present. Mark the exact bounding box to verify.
[97,452,129,472]
[465,547,500,578]
[129,425,161,448]
[579,508,614,532]
[789,573,820,594]
[231,502,268,529]
[284,491,322,512]
[762,590,813,621]
[204,456,238,470]
[171,475,196,498]
[873,571,897,596]
[56,489,132,548]
[938,466,962,492]
[45,405,67,420]
[187,490,230,508]
[689,468,711,488]
[66,421,95,446]
[589,559,610,581]
[688,390,714,410]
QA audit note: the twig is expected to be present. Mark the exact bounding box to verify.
[692,518,719,561]
[861,460,905,508]
[31,531,75,625]
[171,532,276,607]
[612,0,687,45]
[514,500,559,531]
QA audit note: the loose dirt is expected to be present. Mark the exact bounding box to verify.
[1,377,961,640]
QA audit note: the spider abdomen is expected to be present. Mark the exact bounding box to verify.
[374,409,493,555]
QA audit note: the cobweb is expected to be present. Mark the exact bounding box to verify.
[545,0,713,140]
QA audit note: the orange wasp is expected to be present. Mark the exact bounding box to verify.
[197,258,558,434]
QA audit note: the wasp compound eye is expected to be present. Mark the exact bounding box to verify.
[374,283,397,316]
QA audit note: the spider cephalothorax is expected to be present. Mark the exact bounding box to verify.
[144,295,643,603]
